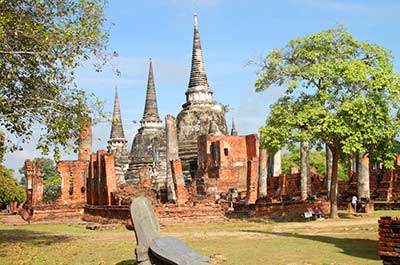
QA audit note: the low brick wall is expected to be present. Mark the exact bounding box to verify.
[234,199,330,219]
[19,204,83,223]
[378,216,400,264]
[83,203,225,225]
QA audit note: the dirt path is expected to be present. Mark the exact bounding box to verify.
[0,213,28,225]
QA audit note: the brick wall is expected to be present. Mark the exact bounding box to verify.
[195,134,259,196]
[87,150,117,206]
[57,160,89,206]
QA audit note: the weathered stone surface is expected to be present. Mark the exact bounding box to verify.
[150,236,211,265]
[176,15,227,180]
[130,196,160,264]
[230,118,238,136]
[127,59,167,191]
[107,87,129,185]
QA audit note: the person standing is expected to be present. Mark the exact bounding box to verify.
[352,195,357,212]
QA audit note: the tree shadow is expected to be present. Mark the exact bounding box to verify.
[115,259,136,265]
[242,230,379,261]
[0,229,72,246]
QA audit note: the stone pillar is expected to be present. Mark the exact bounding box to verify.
[171,159,188,206]
[78,116,92,161]
[246,159,259,204]
[273,150,282,176]
[357,153,370,199]
[258,148,268,198]
[165,115,178,202]
[25,160,44,206]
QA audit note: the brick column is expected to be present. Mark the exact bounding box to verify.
[165,115,178,202]
[25,160,44,206]
[246,159,259,204]
[171,159,188,205]
[78,116,92,161]
[258,148,268,198]
[104,153,117,205]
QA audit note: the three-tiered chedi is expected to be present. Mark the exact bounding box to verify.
[107,87,129,185]
[126,59,167,190]
[176,14,228,181]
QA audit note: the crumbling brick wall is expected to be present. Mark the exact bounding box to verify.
[25,160,44,206]
[87,150,117,206]
[195,134,259,196]
[57,160,89,206]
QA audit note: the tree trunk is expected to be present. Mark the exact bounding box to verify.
[329,149,339,218]
[300,141,310,200]
[0,130,4,163]
[326,145,332,197]
[357,153,370,199]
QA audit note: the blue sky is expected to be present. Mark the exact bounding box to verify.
[5,0,400,178]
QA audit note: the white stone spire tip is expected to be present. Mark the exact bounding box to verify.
[194,13,198,28]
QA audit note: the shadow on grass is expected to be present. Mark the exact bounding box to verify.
[0,229,72,246]
[243,230,379,261]
[115,259,136,265]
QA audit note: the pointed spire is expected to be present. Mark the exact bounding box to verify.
[188,14,210,90]
[142,58,161,122]
[231,118,238,136]
[110,87,125,139]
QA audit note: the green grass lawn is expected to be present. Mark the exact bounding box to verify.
[1,210,399,265]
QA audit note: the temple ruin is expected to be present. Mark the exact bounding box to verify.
[176,14,228,180]
[18,14,400,225]
[126,59,167,194]
[107,87,129,185]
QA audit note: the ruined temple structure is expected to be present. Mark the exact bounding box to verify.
[230,119,238,136]
[87,150,117,206]
[25,160,44,206]
[126,58,167,192]
[176,14,228,181]
[195,134,259,200]
[56,117,92,206]
[107,87,129,185]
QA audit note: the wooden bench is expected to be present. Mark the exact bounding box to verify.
[130,196,211,265]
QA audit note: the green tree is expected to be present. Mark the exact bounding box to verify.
[281,148,348,180]
[0,0,110,158]
[0,165,25,206]
[19,157,58,186]
[43,175,61,202]
[256,26,400,218]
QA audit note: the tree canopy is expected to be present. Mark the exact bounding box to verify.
[0,165,25,206]
[0,0,110,158]
[256,26,400,218]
